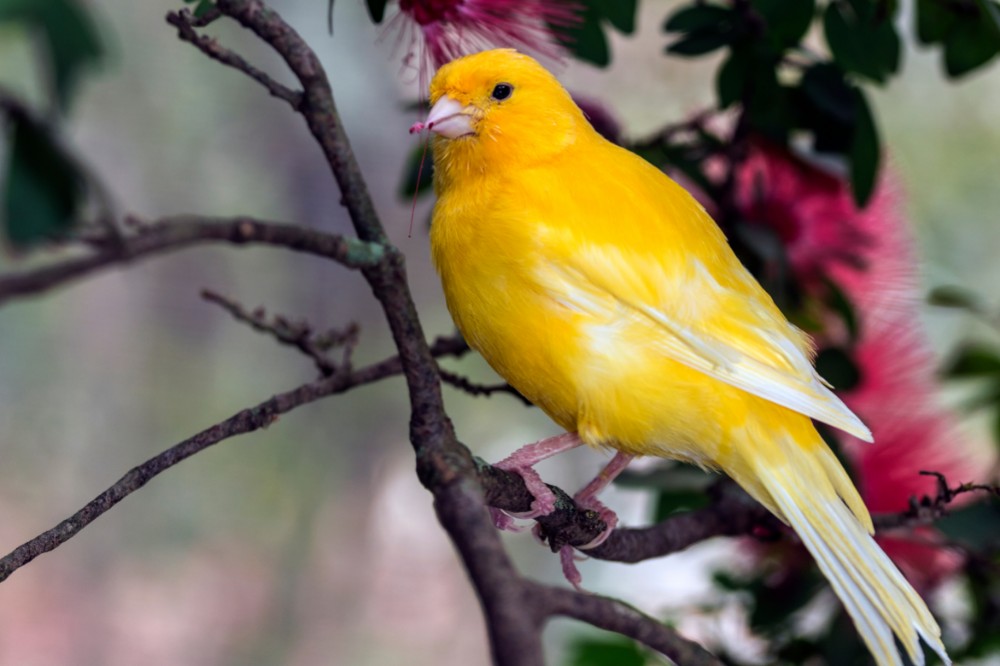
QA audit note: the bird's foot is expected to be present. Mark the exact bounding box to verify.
[493,458,558,519]
[488,507,524,532]
[574,494,619,550]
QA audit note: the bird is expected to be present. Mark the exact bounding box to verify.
[414,48,950,666]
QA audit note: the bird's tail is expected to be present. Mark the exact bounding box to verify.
[729,424,950,666]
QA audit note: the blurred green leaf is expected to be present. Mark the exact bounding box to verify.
[713,570,753,592]
[654,489,710,522]
[193,0,215,18]
[616,461,714,490]
[936,499,1000,549]
[915,0,958,44]
[591,0,637,34]
[555,8,610,66]
[752,0,815,49]
[716,49,750,108]
[777,638,822,663]
[2,112,84,248]
[750,567,824,631]
[823,0,901,84]
[801,63,856,124]
[183,0,214,17]
[819,609,871,665]
[666,30,732,57]
[928,285,985,312]
[944,6,1000,78]
[943,344,1000,378]
[663,2,741,57]
[815,347,861,390]
[364,0,388,23]
[565,636,646,666]
[398,141,434,199]
[663,4,734,32]
[0,0,104,110]
[848,88,879,207]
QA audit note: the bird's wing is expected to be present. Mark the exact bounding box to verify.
[536,237,873,442]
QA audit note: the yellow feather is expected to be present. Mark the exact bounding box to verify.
[426,49,947,666]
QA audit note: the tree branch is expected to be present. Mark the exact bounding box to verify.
[0,215,384,308]
[0,334,470,584]
[166,8,303,108]
[537,584,724,666]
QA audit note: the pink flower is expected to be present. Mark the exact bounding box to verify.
[733,141,987,589]
[391,0,580,86]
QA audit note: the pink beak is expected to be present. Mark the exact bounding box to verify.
[410,95,474,138]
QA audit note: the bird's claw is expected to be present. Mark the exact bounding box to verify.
[575,495,618,550]
[560,546,585,591]
[489,507,524,532]
[494,461,558,519]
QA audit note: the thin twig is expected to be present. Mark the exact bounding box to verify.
[200,289,357,376]
[438,368,533,406]
[873,471,1000,531]
[166,9,303,108]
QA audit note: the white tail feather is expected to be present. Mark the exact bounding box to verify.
[762,466,950,666]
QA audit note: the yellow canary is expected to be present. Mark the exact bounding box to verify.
[420,48,948,666]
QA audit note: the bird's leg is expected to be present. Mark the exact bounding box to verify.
[491,432,583,528]
[574,452,635,549]
[551,452,634,588]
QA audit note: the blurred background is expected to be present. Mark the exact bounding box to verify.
[0,1,998,664]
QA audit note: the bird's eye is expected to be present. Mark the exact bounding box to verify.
[491,83,513,101]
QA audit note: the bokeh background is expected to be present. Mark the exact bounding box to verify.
[0,1,998,664]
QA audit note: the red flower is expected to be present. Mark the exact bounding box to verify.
[392,0,580,86]
[734,141,988,589]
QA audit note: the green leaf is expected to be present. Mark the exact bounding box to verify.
[193,0,214,17]
[815,347,861,390]
[928,285,984,312]
[943,8,1000,78]
[915,0,957,44]
[800,63,856,124]
[0,0,104,110]
[364,0,388,23]
[398,141,434,199]
[666,30,732,57]
[935,499,1000,549]
[716,49,750,108]
[823,0,901,84]
[555,8,610,67]
[943,344,1000,378]
[566,637,646,666]
[746,73,794,142]
[663,4,734,32]
[2,112,84,248]
[592,0,637,34]
[752,0,815,48]
[750,568,824,631]
[654,489,710,521]
[848,88,879,207]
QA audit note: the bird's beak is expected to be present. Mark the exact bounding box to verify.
[425,95,475,139]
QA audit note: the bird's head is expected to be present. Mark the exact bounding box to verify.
[417,49,588,183]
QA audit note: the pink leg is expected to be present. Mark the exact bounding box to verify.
[493,432,582,522]
[574,452,634,549]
